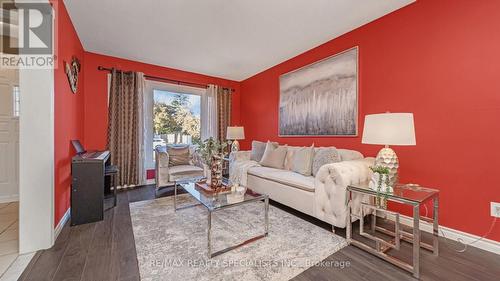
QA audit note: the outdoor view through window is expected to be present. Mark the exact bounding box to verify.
[153,90,201,150]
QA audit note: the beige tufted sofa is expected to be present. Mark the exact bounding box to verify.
[230,147,375,229]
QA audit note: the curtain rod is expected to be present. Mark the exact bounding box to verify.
[97,66,234,92]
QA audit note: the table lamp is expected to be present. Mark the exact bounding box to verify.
[226,126,245,152]
[362,113,416,183]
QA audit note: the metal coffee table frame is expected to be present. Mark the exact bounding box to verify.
[347,183,439,279]
[174,179,269,258]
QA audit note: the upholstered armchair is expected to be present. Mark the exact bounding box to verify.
[155,145,204,191]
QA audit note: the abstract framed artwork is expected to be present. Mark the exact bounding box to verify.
[279,46,358,136]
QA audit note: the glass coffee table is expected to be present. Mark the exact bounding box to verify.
[174,178,269,258]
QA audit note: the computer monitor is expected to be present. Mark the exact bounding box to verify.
[71,140,86,154]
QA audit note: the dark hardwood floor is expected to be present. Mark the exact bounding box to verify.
[19,185,500,281]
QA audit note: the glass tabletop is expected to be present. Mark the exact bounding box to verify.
[179,180,266,211]
[348,182,439,203]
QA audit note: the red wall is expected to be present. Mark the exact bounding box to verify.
[240,0,500,241]
[83,52,241,151]
[54,1,241,227]
[53,0,85,226]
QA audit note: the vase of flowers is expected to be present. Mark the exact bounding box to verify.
[197,137,228,187]
[369,166,392,209]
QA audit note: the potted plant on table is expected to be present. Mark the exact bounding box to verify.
[196,137,228,188]
[369,166,393,209]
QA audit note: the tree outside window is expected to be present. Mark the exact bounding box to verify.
[153,90,201,146]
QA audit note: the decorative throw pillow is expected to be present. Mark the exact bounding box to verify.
[167,145,190,166]
[312,147,341,176]
[337,149,364,161]
[259,142,288,169]
[290,145,314,176]
[283,148,296,170]
[251,140,278,162]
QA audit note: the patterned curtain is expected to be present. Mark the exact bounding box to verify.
[216,87,232,142]
[107,69,145,187]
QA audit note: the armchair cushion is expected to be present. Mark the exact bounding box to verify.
[169,165,203,176]
[168,165,204,182]
[167,145,190,166]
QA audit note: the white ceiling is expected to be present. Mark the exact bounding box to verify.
[64,0,414,81]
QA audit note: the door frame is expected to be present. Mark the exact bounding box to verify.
[18,67,55,254]
[18,0,56,253]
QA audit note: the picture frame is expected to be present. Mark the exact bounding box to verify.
[278,46,358,137]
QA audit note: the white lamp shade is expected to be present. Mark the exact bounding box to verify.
[362,113,416,146]
[226,126,245,140]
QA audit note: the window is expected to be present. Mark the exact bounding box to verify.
[153,90,201,147]
[144,81,206,170]
[12,85,20,117]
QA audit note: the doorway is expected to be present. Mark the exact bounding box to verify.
[0,68,19,274]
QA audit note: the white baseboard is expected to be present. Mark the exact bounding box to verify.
[54,208,70,241]
[0,194,19,204]
[381,213,500,254]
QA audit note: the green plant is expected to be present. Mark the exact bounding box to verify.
[196,137,228,165]
[370,166,391,209]
[370,166,390,175]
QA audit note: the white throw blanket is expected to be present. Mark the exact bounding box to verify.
[229,160,261,186]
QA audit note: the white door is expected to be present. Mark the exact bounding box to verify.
[0,69,19,202]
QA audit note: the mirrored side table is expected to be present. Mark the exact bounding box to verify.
[347,182,439,279]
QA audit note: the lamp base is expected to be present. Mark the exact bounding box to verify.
[375,146,399,184]
[231,140,240,152]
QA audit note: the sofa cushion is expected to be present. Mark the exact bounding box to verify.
[248,167,315,192]
[247,166,284,178]
[260,142,287,169]
[251,140,278,162]
[338,149,363,161]
[290,145,314,176]
[312,147,341,176]
[267,171,315,192]
[283,146,300,170]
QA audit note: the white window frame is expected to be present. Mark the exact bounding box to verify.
[145,80,205,170]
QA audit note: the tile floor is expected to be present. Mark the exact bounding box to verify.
[0,202,18,278]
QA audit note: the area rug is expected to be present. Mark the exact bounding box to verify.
[129,194,347,281]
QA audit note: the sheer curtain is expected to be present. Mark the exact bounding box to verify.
[201,84,218,140]
[201,84,232,141]
[136,73,146,186]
